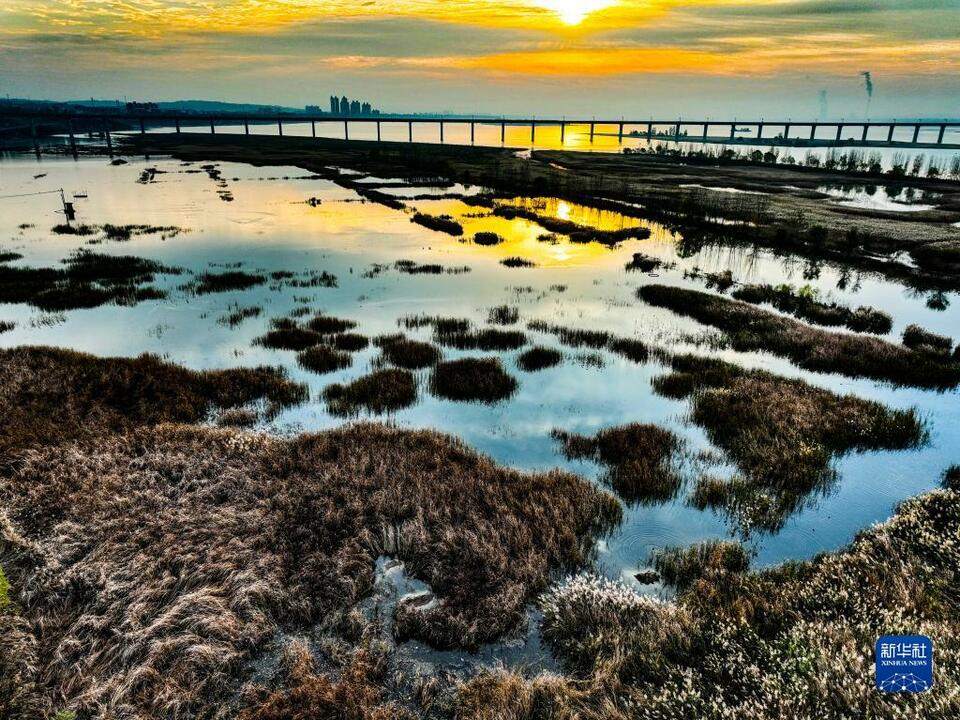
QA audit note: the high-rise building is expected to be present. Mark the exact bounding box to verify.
[350,100,361,115]
[341,96,349,115]
[330,96,339,114]
[361,102,371,116]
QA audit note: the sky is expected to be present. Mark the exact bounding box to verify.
[2,0,959,118]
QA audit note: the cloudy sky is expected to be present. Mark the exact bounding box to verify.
[2,0,959,118]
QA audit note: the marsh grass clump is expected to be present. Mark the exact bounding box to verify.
[731,283,893,335]
[0,251,22,263]
[0,416,619,717]
[430,358,518,403]
[394,259,469,275]
[529,322,650,364]
[308,314,358,335]
[553,423,684,504]
[328,332,369,352]
[257,326,323,351]
[902,323,953,355]
[51,223,96,236]
[492,206,651,247]
[653,354,926,532]
[191,270,266,294]
[323,368,417,415]
[101,224,182,241]
[625,253,662,272]
[218,304,262,327]
[374,334,442,369]
[399,314,471,334]
[489,486,960,719]
[0,346,306,459]
[500,257,537,268]
[487,304,520,325]
[518,345,562,372]
[639,284,960,389]
[0,249,180,311]
[411,212,464,236]
[297,345,352,374]
[0,321,13,334]
[653,540,750,592]
[434,327,527,351]
[473,231,504,246]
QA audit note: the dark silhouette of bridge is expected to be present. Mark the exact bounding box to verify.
[3,107,960,156]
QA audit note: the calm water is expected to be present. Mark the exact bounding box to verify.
[1,154,958,592]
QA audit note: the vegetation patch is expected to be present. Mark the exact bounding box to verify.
[394,259,470,275]
[902,323,953,355]
[0,251,23,263]
[434,327,527,351]
[323,368,417,415]
[0,418,619,717]
[529,321,650,364]
[0,250,180,312]
[308,314,358,335]
[190,270,266,294]
[553,423,684,504]
[374,334,442,369]
[487,305,520,325]
[500,257,537,268]
[625,252,662,272]
[0,321,13,334]
[256,326,323,351]
[469,485,960,718]
[492,206,651,247]
[430,358,518,403]
[328,332,369,352]
[0,345,306,461]
[639,284,960,388]
[411,212,464,236]
[518,345,562,372]
[653,540,750,592]
[51,223,96,236]
[653,354,926,532]
[297,345,352,374]
[473,231,504,246]
[218,304,263,327]
[731,283,892,334]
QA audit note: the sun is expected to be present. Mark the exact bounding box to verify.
[535,0,619,25]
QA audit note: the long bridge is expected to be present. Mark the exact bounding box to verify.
[3,108,960,154]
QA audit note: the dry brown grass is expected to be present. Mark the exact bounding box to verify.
[429,358,518,403]
[323,368,418,416]
[639,284,960,388]
[0,420,619,718]
[0,346,306,465]
[553,424,684,504]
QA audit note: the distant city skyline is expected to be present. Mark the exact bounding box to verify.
[2,1,959,119]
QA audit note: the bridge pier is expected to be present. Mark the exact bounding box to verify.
[702,123,708,141]
[278,119,283,137]
[102,122,113,156]
[783,123,791,139]
[809,124,817,141]
[30,121,39,156]
[560,122,566,143]
[531,121,535,144]
[938,125,946,144]
[757,122,763,140]
[140,118,146,135]
[210,119,215,135]
[176,118,181,134]
[242,119,248,135]
[343,120,347,141]
[836,124,843,141]
[648,122,654,141]
[887,125,895,142]
[409,121,413,143]
[674,122,680,142]
[729,123,735,139]
[311,121,316,138]
[618,122,624,143]
[861,125,868,142]
[913,124,921,143]
[440,121,444,144]
[470,121,475,144]
[589,122,595,143]
[376,121,381,142]
[501,121,505,145]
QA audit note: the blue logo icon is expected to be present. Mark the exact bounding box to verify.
[876,635,932,692]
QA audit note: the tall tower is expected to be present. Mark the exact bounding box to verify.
[330,96,339,114]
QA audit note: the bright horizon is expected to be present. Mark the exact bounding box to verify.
[3,1,960,118]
